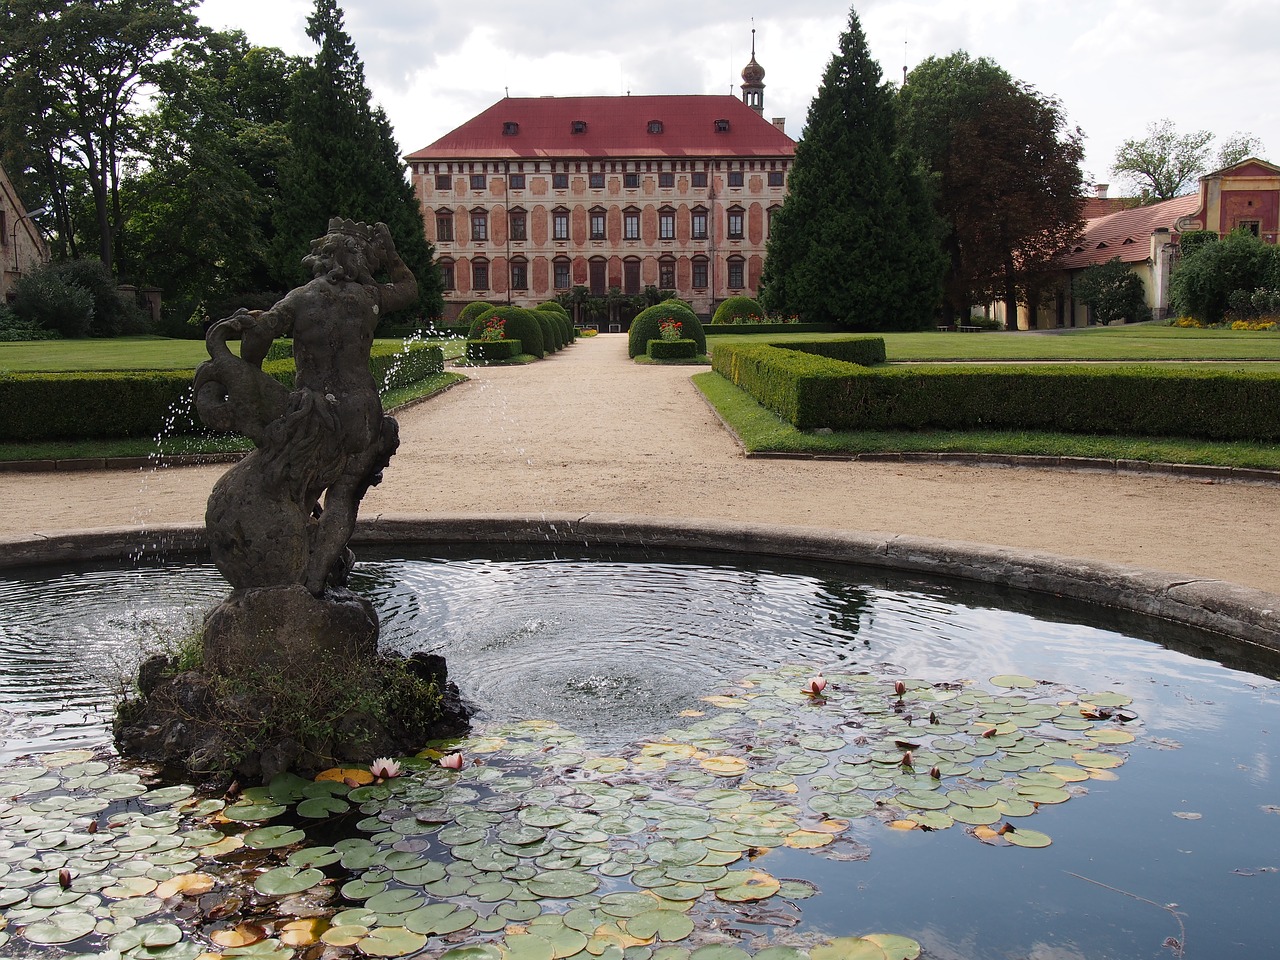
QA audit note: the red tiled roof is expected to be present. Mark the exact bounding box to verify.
[405,95,795,161]
[1055,194,1200,271]
[1080,196,1131,219]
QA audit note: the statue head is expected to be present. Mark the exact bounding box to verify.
[304,218,381,284]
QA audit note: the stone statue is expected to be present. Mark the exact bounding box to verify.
[115,218,467,781]
[195,218,417,596]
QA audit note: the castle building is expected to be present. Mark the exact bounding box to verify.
[404,46,795,325]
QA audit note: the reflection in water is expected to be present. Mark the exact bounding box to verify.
[0,546,1277,958]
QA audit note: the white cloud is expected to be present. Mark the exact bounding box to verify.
[195,0,1279,183]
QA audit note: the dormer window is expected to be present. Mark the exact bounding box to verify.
[647,120,664,134]
[502,121,519,136]
[571,120,587,134]
[714,119,730,133]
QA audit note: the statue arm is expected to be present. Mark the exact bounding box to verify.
[372,223,419,316]
[236,300,298,367]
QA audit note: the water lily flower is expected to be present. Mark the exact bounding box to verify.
[439,752,464,770]
[929,766,942,780]
[802,673,827,696]
[370,757,401,779]
[900,750,914,768]
[894,680,907,697]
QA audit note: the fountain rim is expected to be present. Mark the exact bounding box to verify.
[2,512,1278,655]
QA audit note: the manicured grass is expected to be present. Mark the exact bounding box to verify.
[692,371,1280,470]
[706,325,1280,362]
[0,371,468,463]
[0,335,467,372]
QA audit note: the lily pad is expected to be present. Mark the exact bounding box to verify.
[359,926,428,957]
[253,866,323,897]
[22,912,96,945]
[626,910,695,942]
[528,870,600,898]
[244,826,305,850]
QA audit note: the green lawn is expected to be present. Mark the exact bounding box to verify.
[707,324,1280,362]
[0,335,467,372]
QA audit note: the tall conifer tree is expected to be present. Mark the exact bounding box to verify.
[273,0,442,317]
[759,6,943,329]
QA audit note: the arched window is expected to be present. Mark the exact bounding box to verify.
[510,256,528,291]
[623,257,642,295]
[552,206,570,241]
[658,256,676,290]
[439,257,455,291]
[726,206,744,240]
[658,206,676,240]
[691,256,709,289]
[508,206,527,242]
[690,206,708,240]
[471,257,489,291]
[470,207,488,242]
[726,256,745,290]
[553,256,571,290]
[435,209,454,243]
[589,206,607,241]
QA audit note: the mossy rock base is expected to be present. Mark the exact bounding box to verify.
[115,586,470,785]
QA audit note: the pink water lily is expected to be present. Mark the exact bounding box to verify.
[370,757,401,779]
[439,752,464,770]
[802,673,827,696]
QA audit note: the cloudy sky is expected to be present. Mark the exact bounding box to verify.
[194,0,1277,192]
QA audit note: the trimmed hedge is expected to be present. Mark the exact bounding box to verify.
[712,342,1280,439]
[533,309,562,352]
[647,339,698,360]
[782,338,886,366]
[0,341,444,441]
[457,301,496,326]
[704,323,840,336]
[628,301,704,358]
[466,339,523,363]
[467,306,545,358]
[712,296,765,325]
[535,301,574,344]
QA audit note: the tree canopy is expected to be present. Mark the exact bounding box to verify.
[1170,229,1280,324]
[0,0,204,272]
[1112,119,1266,201]
[898,52,1085,328]
[274,0,442,318]
[758,6,944,330]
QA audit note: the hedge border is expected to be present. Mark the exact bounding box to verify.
[647,339,698,360]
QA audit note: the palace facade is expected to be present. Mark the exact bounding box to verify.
[405,56,795,324]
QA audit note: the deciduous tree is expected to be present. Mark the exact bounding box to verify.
[1111,120,1265,202]
[0,0,203,274]
[1075,258,1149,326]
[759,6,944,330]
[898,52,1085,329]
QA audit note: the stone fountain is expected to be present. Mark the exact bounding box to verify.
[115,219,466,781]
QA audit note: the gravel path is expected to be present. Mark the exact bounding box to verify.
[5,334,1280,593]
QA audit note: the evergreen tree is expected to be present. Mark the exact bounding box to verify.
[759,6,944,330]
[273,0,442,318]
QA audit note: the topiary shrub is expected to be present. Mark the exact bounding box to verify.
[531,309,562,352]
[647,339,698,360]
[628,301,704,358]
[458,301,496,327]
[467,306,545,358]
[712,295,765,325]
[536,301,574,342]
[466,339,523,364]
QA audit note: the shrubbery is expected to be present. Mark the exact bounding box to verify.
[466,339,524,364]
[1170,229,1280,324]
[10,268,94,337]
[712,342,1280,440]
[712,296,765,324]
[458,301,496,327]
[1076,258,1149,325]
[467,306,545,358]
[647,339,698,360]
[628,300,704,358]
[0,341,443,441]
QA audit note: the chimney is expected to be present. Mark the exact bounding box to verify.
[771,117,786,134]
[1094,183,1109,199]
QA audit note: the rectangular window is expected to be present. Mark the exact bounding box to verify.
[624,211,640,240]
[511,261,528,290]
[435,214,453,242]
[441,261,455,291]
[768,170,785,187]
[728,170,744,188]
[589,259,606,295]
[590,211,606,241]
[509,210,527,241]
[472,261,489,290]
[692,172,708,188]
[471,211,488,241]
[659,210,675,240]
[659,172,674,188]
[728,260,744,288]
[692,260,708,288]
[554,261,571,289]
[727,210,744,240]
[435,174,451,191]
[691,211,707,240]
[589,172,605,189]
[553,172,569,189]
[624,260,641,295]
[509,173,526,189]
[470,173,486,190]
[624,172,640,189]
[659,260,675,289]
[553,210,569,240]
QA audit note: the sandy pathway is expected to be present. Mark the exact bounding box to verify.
[5,334,1280,593]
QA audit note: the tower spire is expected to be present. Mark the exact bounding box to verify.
[740,22,766,114]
